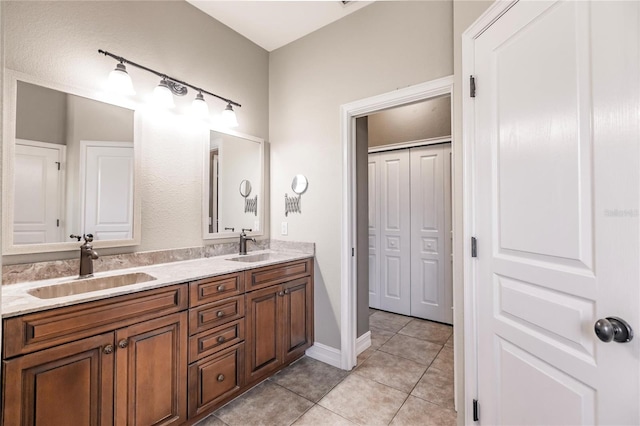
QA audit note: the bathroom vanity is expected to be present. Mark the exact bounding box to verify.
[1,252,314,426]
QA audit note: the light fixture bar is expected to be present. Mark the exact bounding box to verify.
[98,49,241,108]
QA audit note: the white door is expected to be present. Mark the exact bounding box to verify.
[368,156,381,309]
[410,144,452,323]
[373,150,411,315]
[13,140,65,244]
[81,141,134,240]
[473,1,639,424]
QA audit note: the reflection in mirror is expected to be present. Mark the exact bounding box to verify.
[239,180,252,197]
[204,129,263,238]
[5,77,136,252]
[291,175,308,194]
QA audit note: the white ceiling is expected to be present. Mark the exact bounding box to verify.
[187,1,375,52]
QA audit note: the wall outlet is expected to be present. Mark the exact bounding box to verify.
[281,221,288,236]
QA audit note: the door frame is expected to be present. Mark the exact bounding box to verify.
[340,75,454,369]
[461,1,519,424]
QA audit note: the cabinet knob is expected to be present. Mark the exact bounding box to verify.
[217,374,225,382]
[217,311,225,318]
[217,285,225,292]
[217,336,226,343]
[284,289,289,295]
[118,339,129,349]
[103,344,114,355]
[278,291,284,297]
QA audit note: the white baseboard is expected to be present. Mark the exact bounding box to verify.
[356,331,371,355]
[305,342,342,369]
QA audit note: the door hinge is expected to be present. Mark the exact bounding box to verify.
[351,247,355,257]
[471,237,477,258]
[55,161,61,170]
[56,219,60,227]
[470,75,476,98]
[473,399,480,421]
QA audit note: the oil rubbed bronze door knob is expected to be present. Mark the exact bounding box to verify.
[118,339,129,349]
[594,317,634,343]
[217,336,225,343]
[217,285,225,292]
[103,345,114,355]
[217,374,225,382]
[217,311,225,318]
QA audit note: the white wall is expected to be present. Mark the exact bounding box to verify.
[2,1,269,264]
[269,1,453,349]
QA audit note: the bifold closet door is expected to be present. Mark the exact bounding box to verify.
[368,150,411,315]
[410,144,452,324]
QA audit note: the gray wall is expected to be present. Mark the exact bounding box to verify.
[356,116,369,338]
[16,81,67,145]
[368,96,452,147]
[3,1,269,264]
[269,1,453,349]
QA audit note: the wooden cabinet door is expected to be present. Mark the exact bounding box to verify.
[282,277,313,363]
[115,312,187,426]
[245,285,283,383]
[2,332,115,426]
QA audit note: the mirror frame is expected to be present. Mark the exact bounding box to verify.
[202,127,265,240]
[2,69,142,255]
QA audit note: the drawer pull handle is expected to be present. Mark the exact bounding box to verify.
[217,311,225,318]
[118,339,129,349]
[217,336,226,343]
[103,344,114,355]
[217,374,225,382]
[217,285,225,292]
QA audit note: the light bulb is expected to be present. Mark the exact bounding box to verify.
[191,92,210,119]
[221,103,239,128]
[153,79,175,108]
[107,62,135,95]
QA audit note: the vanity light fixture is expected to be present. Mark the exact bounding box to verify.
[99,49,241,124]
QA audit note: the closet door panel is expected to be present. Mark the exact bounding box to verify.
[410,145,448,323]
[379,151,411,315]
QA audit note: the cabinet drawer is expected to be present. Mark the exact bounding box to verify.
[245,258,312,292]
[188,343,245,418]
[189,319,244,363]
[190,273,244,307]
[3,284,188,359]
[189,296,244,335]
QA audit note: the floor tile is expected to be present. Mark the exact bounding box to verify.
[369,308,378,316]
[356,347,375,367]
[398,319,453,344]
[445,333,454,348]
[195,415,227,426]
[370,326,395,349]
[411,367,455,409]
[318,374,408,426]
[215,381,313,426]
[379,333,442,366]
[390,395,456,426]
[293,405,356,426]
[269,356,349,402]
[369,311,413,333]
[431,347,454,376]
[353,350,426,393]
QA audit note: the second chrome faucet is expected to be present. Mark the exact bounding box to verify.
[239,228,256,255]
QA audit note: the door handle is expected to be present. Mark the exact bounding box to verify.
[594,317,634,343]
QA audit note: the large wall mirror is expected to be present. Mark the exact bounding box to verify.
[2,70,141,255]
[203,129,264,239]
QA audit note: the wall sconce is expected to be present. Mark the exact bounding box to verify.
[99,49,240,126]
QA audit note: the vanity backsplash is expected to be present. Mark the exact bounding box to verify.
[2,239,314,285]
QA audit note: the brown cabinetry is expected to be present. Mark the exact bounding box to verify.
[245,259,313,385]
[2,285,188,426]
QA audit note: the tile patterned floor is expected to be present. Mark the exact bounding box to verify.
[197,309,455,426]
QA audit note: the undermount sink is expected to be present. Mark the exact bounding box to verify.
[228,253,286,263]
[28,272,157,299]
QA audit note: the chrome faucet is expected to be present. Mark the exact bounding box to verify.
[70,234,99,278]
[239,228,256,255]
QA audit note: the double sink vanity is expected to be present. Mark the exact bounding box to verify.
[1,249,314,425]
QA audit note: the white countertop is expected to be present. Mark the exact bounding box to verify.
[2,250,313,318]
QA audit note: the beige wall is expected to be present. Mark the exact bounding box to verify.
[2,1,269,264]
[269,1,453,349]
[452,0,493,422]
[16,82,68,145]
[368,95,452,147]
